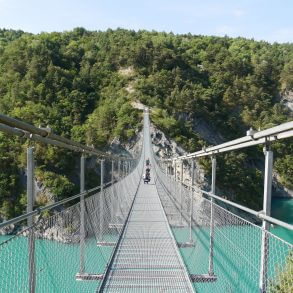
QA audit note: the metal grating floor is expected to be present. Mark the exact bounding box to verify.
[101,180,194,292]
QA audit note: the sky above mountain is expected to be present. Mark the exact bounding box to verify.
[0,0,292,43]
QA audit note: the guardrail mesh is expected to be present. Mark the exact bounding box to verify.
[0,156,143,293]
[155,159,293,293]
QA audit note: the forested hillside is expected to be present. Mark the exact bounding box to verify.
[0,28,292,218]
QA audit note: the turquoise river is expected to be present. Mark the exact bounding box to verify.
[0,198,292,292]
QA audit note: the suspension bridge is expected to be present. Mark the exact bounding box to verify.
[0,110,292,292]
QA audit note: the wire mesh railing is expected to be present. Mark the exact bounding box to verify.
[154,157,293,293]
[1,108,292,293]
[0,154,143,293]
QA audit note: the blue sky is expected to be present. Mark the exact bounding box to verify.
[0,0,292,43]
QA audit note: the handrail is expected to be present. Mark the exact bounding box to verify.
[0,181,114,230]
[165,172,293,231]
[0,151,142,231]
[196,187,293,231]
[164,120,293,160]
[0,113,134,160]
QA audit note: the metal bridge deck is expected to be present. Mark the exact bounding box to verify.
[98,111,194,292]
[101,181,194,292]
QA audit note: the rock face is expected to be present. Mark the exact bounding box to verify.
[22,224,80,244]
[273,172,293,198]
[35,178,55,202]
[281,90,293,111]
[0,223,15,235]
[150,123,208,190]
[192,116,225,145]
[110,130,143,159]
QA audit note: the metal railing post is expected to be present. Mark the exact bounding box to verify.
[122,161,125,178]
[166,162,170,193]
[112,160,115,184]
[27,146,36,293]
[174,160,177,202]
[99,160,104,241]
[111,160,115,222]
[189,159,195,243]
[208,156,216,275]
[180,160,183,224]
[166,161,169,185]
[118,160,121,180]
[259,146,273,292]
[79,154,85,274]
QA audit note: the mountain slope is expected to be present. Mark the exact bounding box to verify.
[0,28,292,218]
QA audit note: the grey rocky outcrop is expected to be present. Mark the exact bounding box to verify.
[273,172,293,198]
[281,90,293,111]
[150,122,208,190]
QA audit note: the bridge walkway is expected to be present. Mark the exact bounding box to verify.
[100,112,194,292]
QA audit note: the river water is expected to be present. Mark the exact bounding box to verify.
[271,198,293,243]
[0,198,292,292]
[172,197,293,292]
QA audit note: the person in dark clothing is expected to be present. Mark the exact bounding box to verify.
[143,172,150,184]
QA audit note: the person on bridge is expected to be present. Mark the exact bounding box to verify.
[143,172,150,184]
